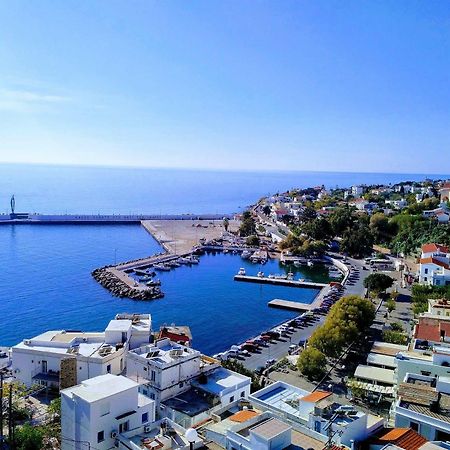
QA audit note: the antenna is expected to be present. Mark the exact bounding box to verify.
[10,195,15,214]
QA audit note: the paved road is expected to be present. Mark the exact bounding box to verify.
[239,254,373,372]
[240,315,326,371]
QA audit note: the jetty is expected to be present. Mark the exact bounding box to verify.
[268,299,312,312]
[233,275,327,289]
[0,212,232,225]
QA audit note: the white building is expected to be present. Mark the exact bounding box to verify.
[385,199,408,210]
[126,338,251,427]
[61,374,155,450]
[418,244,450,286]
[393,373,450,441]
[249,381,383,448]
[352,185,365,198]
[428,299,450,318]
[11,314,151,389]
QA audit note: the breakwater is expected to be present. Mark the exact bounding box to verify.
[0,213,232,224]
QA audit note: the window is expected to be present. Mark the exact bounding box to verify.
[410,421,419,432]
[143,389,148,396]
[314,421,321,432]
[424,268,429,274]
[150,393,155,400]
[119,421,129,433]
[150,370,156,382]
[106,364,111,374]
[421,371,431,376]
[229,396,234,403]
[424,277,427,282]
[240,391,245,398]
[142,412,149,424]
[97,431,105,443]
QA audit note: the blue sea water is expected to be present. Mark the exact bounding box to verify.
[0,224,318,355]
[0,164,448,354]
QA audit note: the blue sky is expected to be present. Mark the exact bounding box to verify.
[0,1,449,173]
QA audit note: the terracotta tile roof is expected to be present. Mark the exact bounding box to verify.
[299,390,332,403]
[229,410,259,423]
[421,243,449,254]
[375,428,427,450]
[419,257,450,270]
[415,317,450,342]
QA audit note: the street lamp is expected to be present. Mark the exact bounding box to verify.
[185,428,198,450]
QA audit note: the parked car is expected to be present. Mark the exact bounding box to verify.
[265,358,276,367]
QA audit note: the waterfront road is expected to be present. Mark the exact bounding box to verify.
[240,315,325,371]
[239,254,371,372]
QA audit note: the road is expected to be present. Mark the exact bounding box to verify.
[239,253,372,372]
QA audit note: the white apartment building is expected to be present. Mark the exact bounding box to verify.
[61,374,155,450]
[418,244,450,286]
[393,373,450,441]
[352,185,365,198]
[428,299,450,317]
[126,338,251,427]
[11,314,151,389]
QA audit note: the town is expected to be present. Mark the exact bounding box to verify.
[0,178,449,450]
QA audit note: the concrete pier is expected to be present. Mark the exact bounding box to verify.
[233,275,327,289]
[268,299,312,312]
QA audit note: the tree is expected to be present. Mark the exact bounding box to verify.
[246,235,260,246]
[13,424,44,450]
[239,211,256,237]
[386,299,396,314]
[340,223,374,258]
[301,218,333,241]
[262,205,271,216]
[299,205,317,223]
[329,206,354,236]
[297,347,327,380]
[369,212,395,244]
[382,330,407,345]
[223,217,229,232]
[364,273,394,294]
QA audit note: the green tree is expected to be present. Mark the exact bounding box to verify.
[329,206,354,236]
[369,212,395,244]
[239,211,256,237]
[341,223,374,258]
[382,330,407,345]
[301,218,333,241]
[386,299,396,314]
[262,205,271,216]
[13,424,44,450]
[364,273,394,295]
[246,235,260,246]
[223,217,229,232]
[297,347,327,380]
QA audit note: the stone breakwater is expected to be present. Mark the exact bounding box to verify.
[91,267,164,300]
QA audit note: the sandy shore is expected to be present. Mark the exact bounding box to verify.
[141,219,240,254]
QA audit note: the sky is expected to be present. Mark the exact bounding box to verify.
[0,1,449,173]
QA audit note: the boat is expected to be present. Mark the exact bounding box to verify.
[146,279,161,287]
[177,257,191,265]
[268,274,275,279]
[238,268,246,276]
[186,255,199,264]
[287,272,294,280]
[167,261,180,268]
[241,250,251,259]
[154,263,171,271]
[307,260,314,267]
[134,269,148,276]
[138,275,153,282]
[257,271,264,278]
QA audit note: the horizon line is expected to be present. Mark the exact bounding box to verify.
[0,160,449,178]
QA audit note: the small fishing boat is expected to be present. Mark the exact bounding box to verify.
[307,260,314,267]
[241,250,251,259]
[257,271,264,278]
[287,272,294,280]
[146,279,161,287]
[167,260,180,268]
[154,263,171,271]
[186,255,199,264]
[238,268,246,276]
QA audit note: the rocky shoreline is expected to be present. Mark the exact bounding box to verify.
[91,267,164,300]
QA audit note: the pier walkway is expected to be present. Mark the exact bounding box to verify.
[233,275,327,289]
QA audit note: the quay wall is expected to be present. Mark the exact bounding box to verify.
[0,213,233,224]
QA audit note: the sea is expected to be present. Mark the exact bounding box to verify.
[0,164,448,354]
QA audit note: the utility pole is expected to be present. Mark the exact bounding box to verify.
[8,386,12,449]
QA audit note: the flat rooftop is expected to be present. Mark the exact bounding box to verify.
[129,340,199,366]
[354,365,395,385]
[161,388,212,417]
[62,374,139,403]
[191,367,249,395]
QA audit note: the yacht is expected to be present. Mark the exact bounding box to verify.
[241,250,251,259]
[238,268,246,276]
[154,263,171,271]
[307,260,314,267]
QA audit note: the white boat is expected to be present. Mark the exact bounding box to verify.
[238,268,246,276]
[307,260,314,267]
[154,263,171,271]
[178,257,191,265]
[241,250,251,259]
[186,256,199,264]
[287,272,294,280]
[257,271,264,278]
